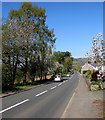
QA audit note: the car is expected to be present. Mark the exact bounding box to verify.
[50,75,55,81]
[66,73,71,77]
[70,69,74,74]
[54,75,63,82]
[72,71,74,74]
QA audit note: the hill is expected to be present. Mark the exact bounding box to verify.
[73,58,88,71]
[73,58,88,65]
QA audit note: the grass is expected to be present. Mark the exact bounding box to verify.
[90,81,105,91]
[15,85,34,89]
[2,79,51,93]
[90,81,101,85]
[62,73,67,77]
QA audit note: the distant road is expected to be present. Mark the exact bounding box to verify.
[2,72,79,118]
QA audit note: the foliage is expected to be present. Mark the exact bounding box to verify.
[2,2,73,91]
[83,70,93,79]
[51,51,73,74]
[73,58,88,72]
[83,70,88,74]
[73,64,81,72]
[91,71,99,81]
[2,2,56,90]
[90,81,100,85]
[83,70,99,81]
[73,58,88,65]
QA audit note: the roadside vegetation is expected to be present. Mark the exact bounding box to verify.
[83,70,94,79]
[83,70,105,91]
[2,2,73,92]
[73,58,88,72]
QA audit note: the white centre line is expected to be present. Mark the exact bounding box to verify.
[58,83,62,86]
[36,90,48,97]
[70,75,73,79]
[63,81,66,83]
[50,86,57,90]
[0,99,29,114]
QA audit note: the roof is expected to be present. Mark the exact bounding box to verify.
[81,63,98,71]
[91,63,98,68]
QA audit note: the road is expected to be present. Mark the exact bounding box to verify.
[2,72,79,118]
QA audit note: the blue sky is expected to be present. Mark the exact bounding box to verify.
[2,2,103,58]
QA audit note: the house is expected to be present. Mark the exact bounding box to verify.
[81,62,98,74]
[99,65,105,74]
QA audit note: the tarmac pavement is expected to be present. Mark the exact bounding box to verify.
[61,73,103,118]
[1,73,103,118]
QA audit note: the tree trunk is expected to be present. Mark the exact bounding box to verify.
[8,55,12,78]
[44,73,47,80]
[23,57,28,83]
[12,54,19,85]
[8,55,13,86]
[40,66,43,81]
[9,54,18,87]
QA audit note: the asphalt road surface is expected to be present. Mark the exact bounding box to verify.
[2,72,79,118]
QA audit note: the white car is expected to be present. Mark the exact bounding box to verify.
[54,75,63,82]
[66,73,71,77]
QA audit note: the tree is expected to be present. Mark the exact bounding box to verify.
[2,19,22,87]
[37,27,56,80]
[52,51,73,74]
[64,57,73,72]
[7,2,47,83]
[2,2,56,89]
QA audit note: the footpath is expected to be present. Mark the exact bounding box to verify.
[62,73,103,118]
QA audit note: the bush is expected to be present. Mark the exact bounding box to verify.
[84,70,92,79]
[91,81,100,85]
[91,71,99,81]
[83,70,87,74]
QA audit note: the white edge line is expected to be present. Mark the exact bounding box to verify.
[50,86,57,90]
[62,92,75,117]
[0,99,29,114]
[36,90,48,97]
[86,84,88,88]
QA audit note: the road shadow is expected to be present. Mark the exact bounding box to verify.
[62,78,68,81]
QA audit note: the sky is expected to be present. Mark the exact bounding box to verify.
[2,2,103,58]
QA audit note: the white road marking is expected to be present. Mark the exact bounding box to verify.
[71,92,76,101]
[50,86,57,90]
[61,92,76,117]
[70,76,73,79]
[0,99,29,113]
[58,83,62,86]
[36,90,48,97]
[63,81,66,83]
[65,80,68,82]
[86,84,88,88]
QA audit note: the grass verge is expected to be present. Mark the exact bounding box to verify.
[2,79,51,93]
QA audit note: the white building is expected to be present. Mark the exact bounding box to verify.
[81,62,98,74]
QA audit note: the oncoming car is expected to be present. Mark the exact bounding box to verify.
[66,73,71,77]
[54,75,63,82]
